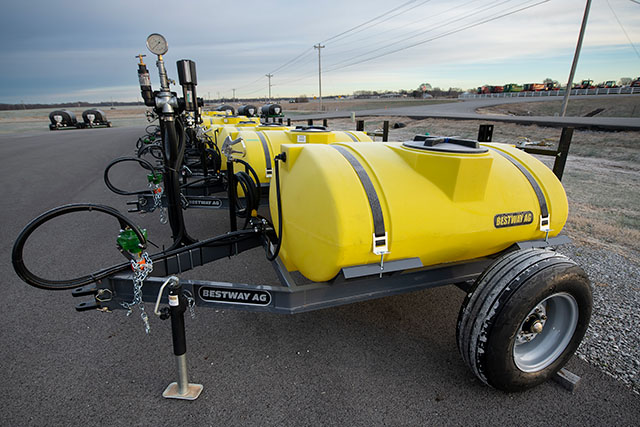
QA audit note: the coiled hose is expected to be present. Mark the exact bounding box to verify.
[11,203,259,290]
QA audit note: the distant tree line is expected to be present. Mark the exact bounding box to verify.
[353,86,464,99]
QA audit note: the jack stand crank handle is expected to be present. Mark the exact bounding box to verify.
[162,281,203,400]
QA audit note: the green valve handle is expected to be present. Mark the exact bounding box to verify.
[147,172,163,184]
[117,228,148,253]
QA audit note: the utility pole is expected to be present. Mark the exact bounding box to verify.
[561,0,592,117]
[314,43,325,111]
[232,88,236,101]
[265,74,273,101]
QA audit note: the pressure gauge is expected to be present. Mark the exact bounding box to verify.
[146,33,168,55]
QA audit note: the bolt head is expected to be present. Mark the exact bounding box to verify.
[531,321,544,334]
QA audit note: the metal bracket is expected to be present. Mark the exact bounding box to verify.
[72,284,98,297]
[539,215,551,232]
[342,257,423,279]
[75,300,100,312]
[372,232,389,256]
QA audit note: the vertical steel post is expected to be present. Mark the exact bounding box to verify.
[561,0,592,117]
[314,43,325,112]
[382,121,390,142]
[552,127,574,181]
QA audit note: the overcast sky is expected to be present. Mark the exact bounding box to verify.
[1,0,639,103]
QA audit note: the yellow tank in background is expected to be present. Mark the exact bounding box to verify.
[203,115,261,126]
[204,121,261,146]
[270,139,568,282]
[231,127,372,184]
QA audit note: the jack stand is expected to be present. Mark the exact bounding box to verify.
[162,281,203,400]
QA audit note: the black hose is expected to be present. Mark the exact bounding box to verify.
[206,146,222,172]
[11,204,147,290]
[137,142,164,160]
[234,171,258,217]
[145,124,160,135]
[229,159,261,229]
[104,157,158,196]
[266,153,285,261]
[12,203,259,290]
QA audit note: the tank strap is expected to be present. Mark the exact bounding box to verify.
[343,131,358,142]
[331,145,388,255]
[256,131,273,178]
[491,148,550,232]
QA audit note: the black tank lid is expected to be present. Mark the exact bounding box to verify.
[403,135,488,154]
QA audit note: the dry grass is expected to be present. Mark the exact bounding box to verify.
[280,98,456,114]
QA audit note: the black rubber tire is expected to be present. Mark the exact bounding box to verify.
[456,248,592,392]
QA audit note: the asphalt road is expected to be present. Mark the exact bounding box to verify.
[1,126,638,426]
[300,95,640,130]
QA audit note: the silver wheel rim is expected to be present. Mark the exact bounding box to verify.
[513,292,579,372]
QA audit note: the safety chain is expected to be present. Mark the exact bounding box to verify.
[121,252,153,334]
[185,293,196,320]
[149,181,168,224]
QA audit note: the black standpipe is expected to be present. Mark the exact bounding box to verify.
[226,158,238,232]
[162,281,203,400]
[161,117,197,248]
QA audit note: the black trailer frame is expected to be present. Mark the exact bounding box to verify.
[73,235,569,315]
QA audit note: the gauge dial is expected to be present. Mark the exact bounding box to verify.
[146,33,168,55]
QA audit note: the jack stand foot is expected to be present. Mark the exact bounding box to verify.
[162,382,203,400]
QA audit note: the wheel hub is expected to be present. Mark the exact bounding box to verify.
[513,292,579,373]
[516,304,548,344]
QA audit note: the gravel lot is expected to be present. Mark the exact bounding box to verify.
[558,243,640,394]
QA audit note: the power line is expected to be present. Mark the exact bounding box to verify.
[269,47,315,75]
[607,0,640,60]
[273,0,528,91]
[321,0,419,44]
[324,0,518,70]
[325,0,549,73]
[241,0,424,87]
[325,0,434,48]
[325,0,480,53]
[323,0,496,65]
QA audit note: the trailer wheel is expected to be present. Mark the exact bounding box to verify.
[456,248,592,392]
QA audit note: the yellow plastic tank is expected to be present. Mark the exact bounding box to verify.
[230,127,372,184]
[205,121,260,146]
[204,115,261,126]
[269,138,568,282]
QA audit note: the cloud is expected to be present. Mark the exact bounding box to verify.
[1,0,638,103]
